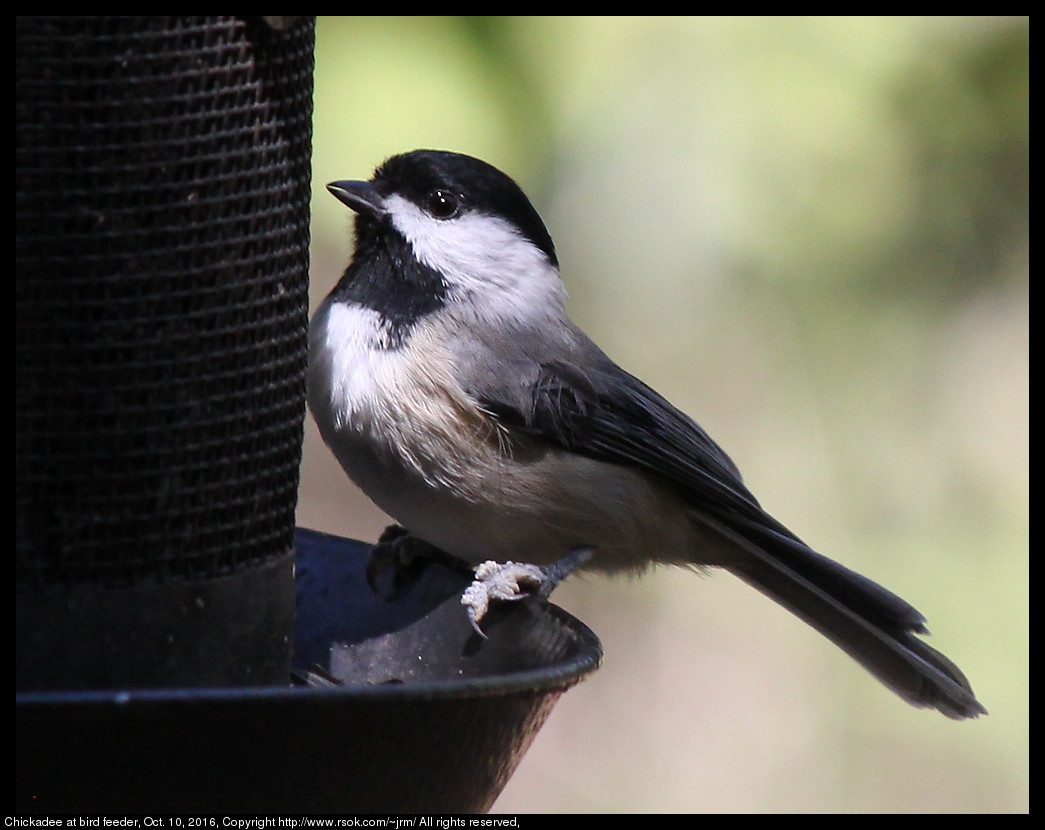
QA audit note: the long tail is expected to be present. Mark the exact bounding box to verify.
[716,517,985,719]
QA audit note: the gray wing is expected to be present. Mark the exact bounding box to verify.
[471,353,802,545]
[473,354,928,623]
[466,351,986,718]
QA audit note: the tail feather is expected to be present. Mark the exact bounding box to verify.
[713,517,985,719]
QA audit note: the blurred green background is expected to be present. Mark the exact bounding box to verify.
[298,16,1028,813]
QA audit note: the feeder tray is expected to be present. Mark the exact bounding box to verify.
[16,529,603,813]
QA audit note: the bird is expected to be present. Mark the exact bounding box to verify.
[307,148,985,719]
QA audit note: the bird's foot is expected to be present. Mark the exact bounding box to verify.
[367,524,470,597]
[462,547,593,637]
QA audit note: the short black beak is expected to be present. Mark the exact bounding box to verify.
[327,180,388,217]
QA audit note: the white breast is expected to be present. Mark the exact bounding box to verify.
[307,299,505,490]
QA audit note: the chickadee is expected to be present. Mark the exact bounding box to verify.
[308,149,985,719]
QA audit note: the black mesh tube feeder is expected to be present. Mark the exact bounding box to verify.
[16,16,601,814]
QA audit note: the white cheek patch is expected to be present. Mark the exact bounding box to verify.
[385,194,566,326]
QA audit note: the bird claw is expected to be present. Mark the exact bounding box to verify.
[367,525,471,597]
[461,547,593,637]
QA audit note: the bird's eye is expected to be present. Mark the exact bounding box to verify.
[426,189,460,219]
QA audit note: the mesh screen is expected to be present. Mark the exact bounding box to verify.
[16,16,315,588]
